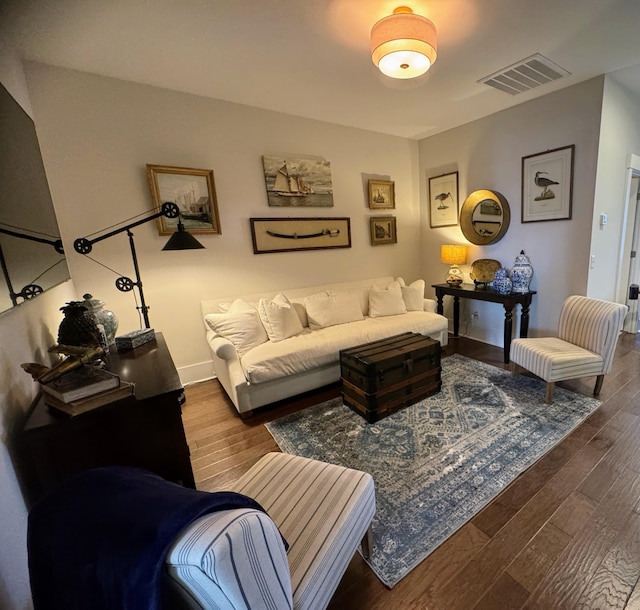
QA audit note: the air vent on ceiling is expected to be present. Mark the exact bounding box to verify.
[478,53,571,95]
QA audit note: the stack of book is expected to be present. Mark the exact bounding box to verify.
[40,367,135,417]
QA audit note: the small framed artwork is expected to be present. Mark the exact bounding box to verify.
[250,217,351,254]
[147,164,221,235]
[429,171,459,228]
[262,155,334,207]
[521,145,574,223]
[368,179,395,209]
[370,216,397,246]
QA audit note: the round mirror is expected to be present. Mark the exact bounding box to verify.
[460,189,510,245]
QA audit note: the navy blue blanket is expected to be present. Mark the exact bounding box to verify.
[28,466,278,610]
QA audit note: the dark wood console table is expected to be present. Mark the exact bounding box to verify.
[432,283,537,363]
[18,332,195,507]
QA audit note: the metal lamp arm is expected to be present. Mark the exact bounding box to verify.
[73,202,179,254]
[0,227,64,254]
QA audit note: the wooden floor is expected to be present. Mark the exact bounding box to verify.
[181,334,640,609]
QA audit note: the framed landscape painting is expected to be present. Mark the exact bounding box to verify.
[428,171,459,228]
[147,164,221,235]
[521,145,574,223]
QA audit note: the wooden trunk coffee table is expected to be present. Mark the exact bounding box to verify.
[340,332,441,423]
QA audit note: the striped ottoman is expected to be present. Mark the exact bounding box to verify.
[164,452,376,610]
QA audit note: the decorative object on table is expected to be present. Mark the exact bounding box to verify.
[57,301,103,348]
[39,366,120,403]
[81,294,118,345]
[509,250,534,293]
[428,171,459,228]
[521,145,574,223]
[115,328,156,351]
[370,6,437,80]
[73,201,205,329]
[44,380,135,417]
[369,216,397,246]
[22,344,105,385]
[146,165,221,235]
[262,155,333,207]
[492,267,512,294]
[440,244,467,285]
[469,258,501,287]
[368,179,395,209]
[249,217,350,254]
[266,354,600,588]
[460,189,510,245]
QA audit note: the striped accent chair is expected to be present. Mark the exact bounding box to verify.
[510,295,627,404]
[164,452,376,610]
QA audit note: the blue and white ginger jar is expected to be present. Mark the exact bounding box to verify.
[509,250,534,293]
[492,267,512,295]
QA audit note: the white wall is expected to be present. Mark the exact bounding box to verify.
[419,78,604,343]
[588,75,640,301]
[24,63,422,383]
[0,46,77,610]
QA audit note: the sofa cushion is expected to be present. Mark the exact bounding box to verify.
[397,278,426,311]
[240,312,447,384]
[369,281,407,317]
[258,293,304,342]
[204,299,268,356]
[304,291,364,329]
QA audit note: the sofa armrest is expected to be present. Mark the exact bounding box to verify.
[423,298,437,313]
[209,334,238,360]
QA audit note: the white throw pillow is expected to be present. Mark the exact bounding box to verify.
[369,281,407,317]
[304,291,364,329]
[397,277,425,311]
[204,299,268,356]
[258,294,304,342]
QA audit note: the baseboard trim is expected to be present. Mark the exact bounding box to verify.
[178,360,216,386]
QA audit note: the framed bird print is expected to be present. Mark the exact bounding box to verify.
[428,171,459,228]
[522,145,574,223]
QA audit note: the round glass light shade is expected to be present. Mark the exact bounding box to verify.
[371,7,437,80]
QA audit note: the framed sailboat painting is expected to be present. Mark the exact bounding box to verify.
[262,155,334,207]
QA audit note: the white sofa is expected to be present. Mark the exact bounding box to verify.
[201,276,448,417]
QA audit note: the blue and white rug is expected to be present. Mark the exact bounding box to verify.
[265,354,600,588]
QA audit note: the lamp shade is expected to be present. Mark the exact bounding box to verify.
[441,244,467,265]
[371,6,437,79]
[162,221,205,251]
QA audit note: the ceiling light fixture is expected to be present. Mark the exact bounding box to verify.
[370,6,437,80]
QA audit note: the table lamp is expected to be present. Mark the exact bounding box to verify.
[441,244,467,286]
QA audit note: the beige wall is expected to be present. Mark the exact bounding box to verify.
[419,78,605,344]
[25,63,422,384]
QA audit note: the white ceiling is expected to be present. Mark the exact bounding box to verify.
[3,0,640,139]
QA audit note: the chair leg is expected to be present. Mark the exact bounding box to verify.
[545,382,555,404]
[361,525,374,559]
[594,374,605,396]
[511,362,521,378]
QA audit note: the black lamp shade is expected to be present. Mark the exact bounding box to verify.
[162,222,205,251]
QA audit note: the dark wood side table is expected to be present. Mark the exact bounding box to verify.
[432,283,537,364]
[18,332,195,507]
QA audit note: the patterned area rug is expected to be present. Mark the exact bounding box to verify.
[265,354,601,588]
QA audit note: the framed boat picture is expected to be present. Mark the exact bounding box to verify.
[262,155,334,207]
[147,164,221,235]
[428,171,459,228]
[368,179,395,209]
[250,217,350,253]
